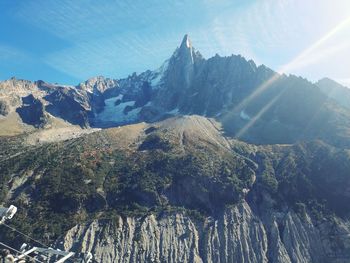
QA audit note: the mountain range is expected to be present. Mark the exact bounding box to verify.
[1,35,350,145]
[1,35,350,263]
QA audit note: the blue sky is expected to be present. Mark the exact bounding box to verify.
[1,0,350,86]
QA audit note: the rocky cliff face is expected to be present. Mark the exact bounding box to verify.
[60,201,350,263]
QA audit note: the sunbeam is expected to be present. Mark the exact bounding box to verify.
[235,90,284,139]
[232,15,350,139]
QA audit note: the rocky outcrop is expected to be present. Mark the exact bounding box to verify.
[60,201,350,263]
[0,100,9,116]
[44,87,90,127]
[151,34,203,111]
[78,76,118,94]
[16,94,47,127]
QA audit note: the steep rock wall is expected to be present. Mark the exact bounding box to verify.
[60,201,350,263]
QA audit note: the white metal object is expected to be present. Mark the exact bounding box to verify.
[14,247,37,261]
[0,205,17,224]
[13,246,93,263]
[54,252,75,263]
[83,252,93,263]
[19,243,27,253]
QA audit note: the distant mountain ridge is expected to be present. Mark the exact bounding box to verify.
[316,77,350,109]
[1,35,350,147]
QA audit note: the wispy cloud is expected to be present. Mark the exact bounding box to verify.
[15,0,210,79]
[198,0,350,82]
[10,0,350,83]
[15,0,202,42]
[0,45,27,61]
[44,32,180,79]
[283,38,350,73]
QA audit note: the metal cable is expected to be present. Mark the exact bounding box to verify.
[2,222,49,248]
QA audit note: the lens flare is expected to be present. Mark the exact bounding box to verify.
[232,16,350,139]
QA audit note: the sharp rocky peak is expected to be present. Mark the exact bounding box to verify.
[180,34,192,50]
[171,34,202,65]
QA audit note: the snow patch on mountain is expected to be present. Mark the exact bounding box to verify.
[240,110,251,121]
[94,96,140,125]
[186,37,191,48]
[149,60,169,88]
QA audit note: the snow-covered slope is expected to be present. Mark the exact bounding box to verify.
[92,95,141,127]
